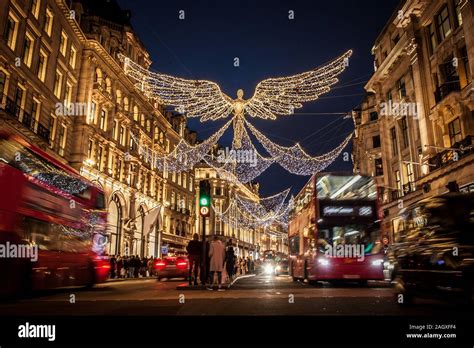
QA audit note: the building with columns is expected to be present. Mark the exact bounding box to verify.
[0,0,197,258]
[353,0,474,241]
[66,0,197,258]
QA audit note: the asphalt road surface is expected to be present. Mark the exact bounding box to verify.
[0,273,471,316]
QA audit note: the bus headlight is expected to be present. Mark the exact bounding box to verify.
[318,258,330,266]
[371,259,383,266]
[264,264,274,274]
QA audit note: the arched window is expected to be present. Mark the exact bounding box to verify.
[105,77,112,94]
[95,68,103,85]
[116,89,122,105]
[123,97,129,111]
[133,106,139,121]
[140,114,145,127]
[146,119,151,133]
[154,126,159,141]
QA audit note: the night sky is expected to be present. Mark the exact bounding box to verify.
[117,0,400,197]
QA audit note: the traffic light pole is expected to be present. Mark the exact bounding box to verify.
[201,215,207,285]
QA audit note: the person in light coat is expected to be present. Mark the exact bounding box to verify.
[207,235,226,291]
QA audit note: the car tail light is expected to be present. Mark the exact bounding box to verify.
[176,261,188,269]
[154,260,166,270]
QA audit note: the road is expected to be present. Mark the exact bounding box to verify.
[0,273,470,316]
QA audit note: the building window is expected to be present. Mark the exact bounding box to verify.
[387,89,393,104]
[116,89,122,105]
[60,31,68,56]
[454,0,463,26]
[461,46,471,83]
[5,12,19,51]
[154,126,159,141]
[49,115,57,145]
[99,109,107,131]
[429,22,437,53]
[97,146,104,171]
[369,111,378,121]
[32,99,41,132]
[69,45,77,68]
[395,170,402,192]
[58,124,67,156]
[87,139,94,158]
[400,117,409,149]
[374,158,383,176]
[0,70,7,98]
[133,106,139,122]
[123,97,129,111]
[372,135,381,148]
[31,0,41,19]
[140,114,145,127]
[23,33,34,68]
[14,86,25,119]
[64,82,73,107]
[113,120,119,140]
[406,163,415,184]
[119,126,125,145]
[89,102,97,124]
[95,68,103,85]
[53,70,63,99]
[44,7,54,36]
[448,118,462,146]
[37,49,48,82]
[397,77,406,98]
[390,127,398,156]
[437,5,452,42]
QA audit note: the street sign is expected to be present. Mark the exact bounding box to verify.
[199,206,210,217]
[161,245,169,255]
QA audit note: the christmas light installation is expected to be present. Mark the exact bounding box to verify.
[244,118,352,176]
[121,50,352,149]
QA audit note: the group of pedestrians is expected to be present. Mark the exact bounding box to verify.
[186,233,256,291]
[108,255,155,279]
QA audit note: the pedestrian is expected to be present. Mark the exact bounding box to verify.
[207,235,226,291]
[116,255,123,278]
[123,256,130,278]
[109,255,116,279]
[134,255,140,278]
[225,243,235,282]
[186,233,203,286]
[147,256,154,277]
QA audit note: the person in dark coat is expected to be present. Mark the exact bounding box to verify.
[225,245,236,282]
[186,234,203,286]
[109,255,116,279]
[134,255,140,278]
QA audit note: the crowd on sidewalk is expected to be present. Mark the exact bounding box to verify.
[106,235,260,289]
[187,234,259,291]
[108,255,155,279]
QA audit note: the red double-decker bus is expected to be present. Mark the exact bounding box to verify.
[289,173,384,284]
[0,132,110,297]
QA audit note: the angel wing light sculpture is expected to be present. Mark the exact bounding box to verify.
[121,50,352,148]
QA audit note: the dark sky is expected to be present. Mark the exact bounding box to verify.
[117,0,399,197]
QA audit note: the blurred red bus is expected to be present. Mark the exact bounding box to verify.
[0,132,109,297]
[289,173,384,284]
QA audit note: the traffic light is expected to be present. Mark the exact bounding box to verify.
[199,180,211,217]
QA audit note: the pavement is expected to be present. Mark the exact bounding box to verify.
[0,273,472,316]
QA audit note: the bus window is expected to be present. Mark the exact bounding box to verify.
[289,236,300,255]
[21,216,61,251]
[318,224,380,255]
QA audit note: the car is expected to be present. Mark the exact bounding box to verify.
[154,256,189,281]
[274,259,289,276]
[391,193,474,305]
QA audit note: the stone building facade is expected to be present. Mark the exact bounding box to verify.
[0,0,197,258]
[353,0,474,241]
